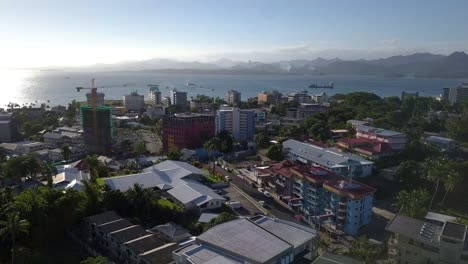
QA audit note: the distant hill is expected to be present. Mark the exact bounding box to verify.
[76,52,468,78]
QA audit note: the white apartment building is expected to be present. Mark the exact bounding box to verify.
[123,91,145,112]
[215,107,255,141]
[311,92,328,104]
[148,85,162,106]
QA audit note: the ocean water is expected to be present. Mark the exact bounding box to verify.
[1,69,467,108]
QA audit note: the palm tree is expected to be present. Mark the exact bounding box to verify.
[441,167,462,205]
[23,154,41,179]
[0,211,30,264]
[84,155,101,183]
[204,138,220,173]
[61,146,72,161]
[83,181,102,215]
[425,159,447,210]
[41,162,58,187]
[394,189,430,218]
[218,130,233,153]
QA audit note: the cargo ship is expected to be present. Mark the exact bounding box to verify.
[308,82,334,89]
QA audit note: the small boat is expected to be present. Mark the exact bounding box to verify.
[186,82,196,86]
[308,82,334,89]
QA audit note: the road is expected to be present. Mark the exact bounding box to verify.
[140,130,161,154]
[214,164,300,223]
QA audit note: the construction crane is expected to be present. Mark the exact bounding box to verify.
[76,78,133,108]
[76,78,133,154]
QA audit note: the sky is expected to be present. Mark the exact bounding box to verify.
[1,0,468,68]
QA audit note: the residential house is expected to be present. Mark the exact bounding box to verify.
[336,138,395,159]
[355,125,408,151]
[425,135,456,151]
[148,222,191,243]
[52,165,90,191]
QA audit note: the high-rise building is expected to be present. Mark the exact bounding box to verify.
[80,106,113,154]
[123,91,145,112]
[258,91,280,105]
[386,214,468,264]
[216,107,255,141]
[170,89,188,107]
[162,96,171,107]
[0,113,18,143]
[288,92,311,104]
[148,85,162,106]
[162,113,215,153]
[86,92,105,107]
[225,90,241,105]
[443,83,468,104]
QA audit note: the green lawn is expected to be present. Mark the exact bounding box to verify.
[96,178,105,186]
[203,174,222,183]
[157,198,183,211]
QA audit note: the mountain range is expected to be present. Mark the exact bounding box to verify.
[83,52,468,78]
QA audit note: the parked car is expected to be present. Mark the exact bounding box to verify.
[226,201,241,209]
[257,187,265,193]
[258,200,265,206]
[263,191,271,197]
[224,175,231,181]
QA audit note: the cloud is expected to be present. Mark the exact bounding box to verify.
[379,39,400,46]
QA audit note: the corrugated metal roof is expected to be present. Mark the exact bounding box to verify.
[105,161,224,207]
[253,216,317,248]
[283,139,373,168]
[197,218,292,263]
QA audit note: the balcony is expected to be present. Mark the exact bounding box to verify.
[275,180,285,187]
[293,189,302,197]
[388,238,398,247]
[293,185,302,192]
[388,248,398,256]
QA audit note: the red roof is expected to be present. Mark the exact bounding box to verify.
[269,161,376,200]
[338,137,373,145]
[338,137,395,156]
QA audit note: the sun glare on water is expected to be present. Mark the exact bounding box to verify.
[0,69,37,110]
